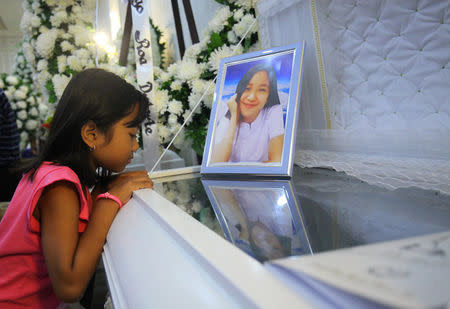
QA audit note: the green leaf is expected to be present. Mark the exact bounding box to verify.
[209,32,224,50]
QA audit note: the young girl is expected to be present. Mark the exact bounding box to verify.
[0,68,153,308]
[211,63,285,163]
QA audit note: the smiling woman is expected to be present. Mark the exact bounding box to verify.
[211,63,284,164]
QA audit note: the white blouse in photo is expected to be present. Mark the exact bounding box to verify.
[214,104,284,162]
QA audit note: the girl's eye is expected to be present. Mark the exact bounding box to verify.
[259,88,267,92]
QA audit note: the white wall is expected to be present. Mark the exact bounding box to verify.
[0,0,23,74]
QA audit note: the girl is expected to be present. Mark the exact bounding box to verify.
[211,63,284,163]
[0,68,153,308]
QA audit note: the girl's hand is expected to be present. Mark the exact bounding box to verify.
[105,170,153,205]
[227,94,239,121]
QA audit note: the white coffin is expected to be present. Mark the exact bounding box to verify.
[102,189,311,308]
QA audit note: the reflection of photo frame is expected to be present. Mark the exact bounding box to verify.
[201,178,312,262]
[201,42,306,177]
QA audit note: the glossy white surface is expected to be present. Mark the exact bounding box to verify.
[103,189,311,308]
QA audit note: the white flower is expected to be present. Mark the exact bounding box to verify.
[227,30,238,43]
[153,67,163,77]
[57,55,67,73]
[177,60,204,81]
[61,40,74,52]
[31,15,41,27]
[202,95,214,109]
[171,80,182,91]
[170,123,181,135]
[233,14,257,37]
[61,33,71,40]
[232,0,257,10]
[14,90,27,100]
[31,2,41,12]
[164,189,176,202]
[191,79,207,94]
[69,24,92,46]
[4,90,13,100]
[20,131,29,140]
[39,25,49,33]
[25,119,39,130]
[158,71,171,83]
[17,110,28,120]
[29,107,39,117]
[19,85,29,93]
[158,125,170,142]
[183,109,193,124]
[16,101,27,109]
[168,114,178,126]
[16,119,23,129]
[188,92,202,112]
[167,63,179,76]
[152,89,169,114]
[50,10,67,27]
[38,103,48,116]
[37,71,51,89]
[20,11,33,32]
[52,74,71,98]
[22,43,35,65]
[208,45,242,73]
[192,201,203,213]
[27,96,36,105]
[36,29,58,58]
[67,55,83,71]
[167,99,183,116]
[184,43,202,61]
[46,0,57,6]
[36,59,48,72]
[6,75,19,85]
[208,6,232,33]
[234,8,245,20]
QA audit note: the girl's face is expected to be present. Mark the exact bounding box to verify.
[239,70,270,123]
[91,104,140,172]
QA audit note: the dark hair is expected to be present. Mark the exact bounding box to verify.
[226,63,281,120]
[24,68,149,187]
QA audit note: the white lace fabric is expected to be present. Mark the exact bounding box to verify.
[295,150,450,195]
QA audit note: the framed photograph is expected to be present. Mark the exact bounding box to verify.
[201,178,312,262]
[201,42,306,176]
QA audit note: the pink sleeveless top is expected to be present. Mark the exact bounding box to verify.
[0,162,91,308]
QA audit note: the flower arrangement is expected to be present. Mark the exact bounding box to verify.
[0,73,45,150]
[152,0,260,156]
[19,0,128,116]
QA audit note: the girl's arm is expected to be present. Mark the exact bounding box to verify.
[210,96,239,163]
[39,170,152,302]
[265,134,284,163]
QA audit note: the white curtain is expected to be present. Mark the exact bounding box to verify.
[257,0,450,194]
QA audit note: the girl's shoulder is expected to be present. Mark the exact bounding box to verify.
[32,162,81,186]
[262,104,283,120]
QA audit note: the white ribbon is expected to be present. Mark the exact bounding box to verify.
[130,0,160,171]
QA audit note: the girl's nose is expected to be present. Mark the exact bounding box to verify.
[132,138,139,152]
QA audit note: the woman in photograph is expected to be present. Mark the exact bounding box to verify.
[211,63,284,163]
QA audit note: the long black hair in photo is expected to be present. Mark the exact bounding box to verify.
[226,62,281,120]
